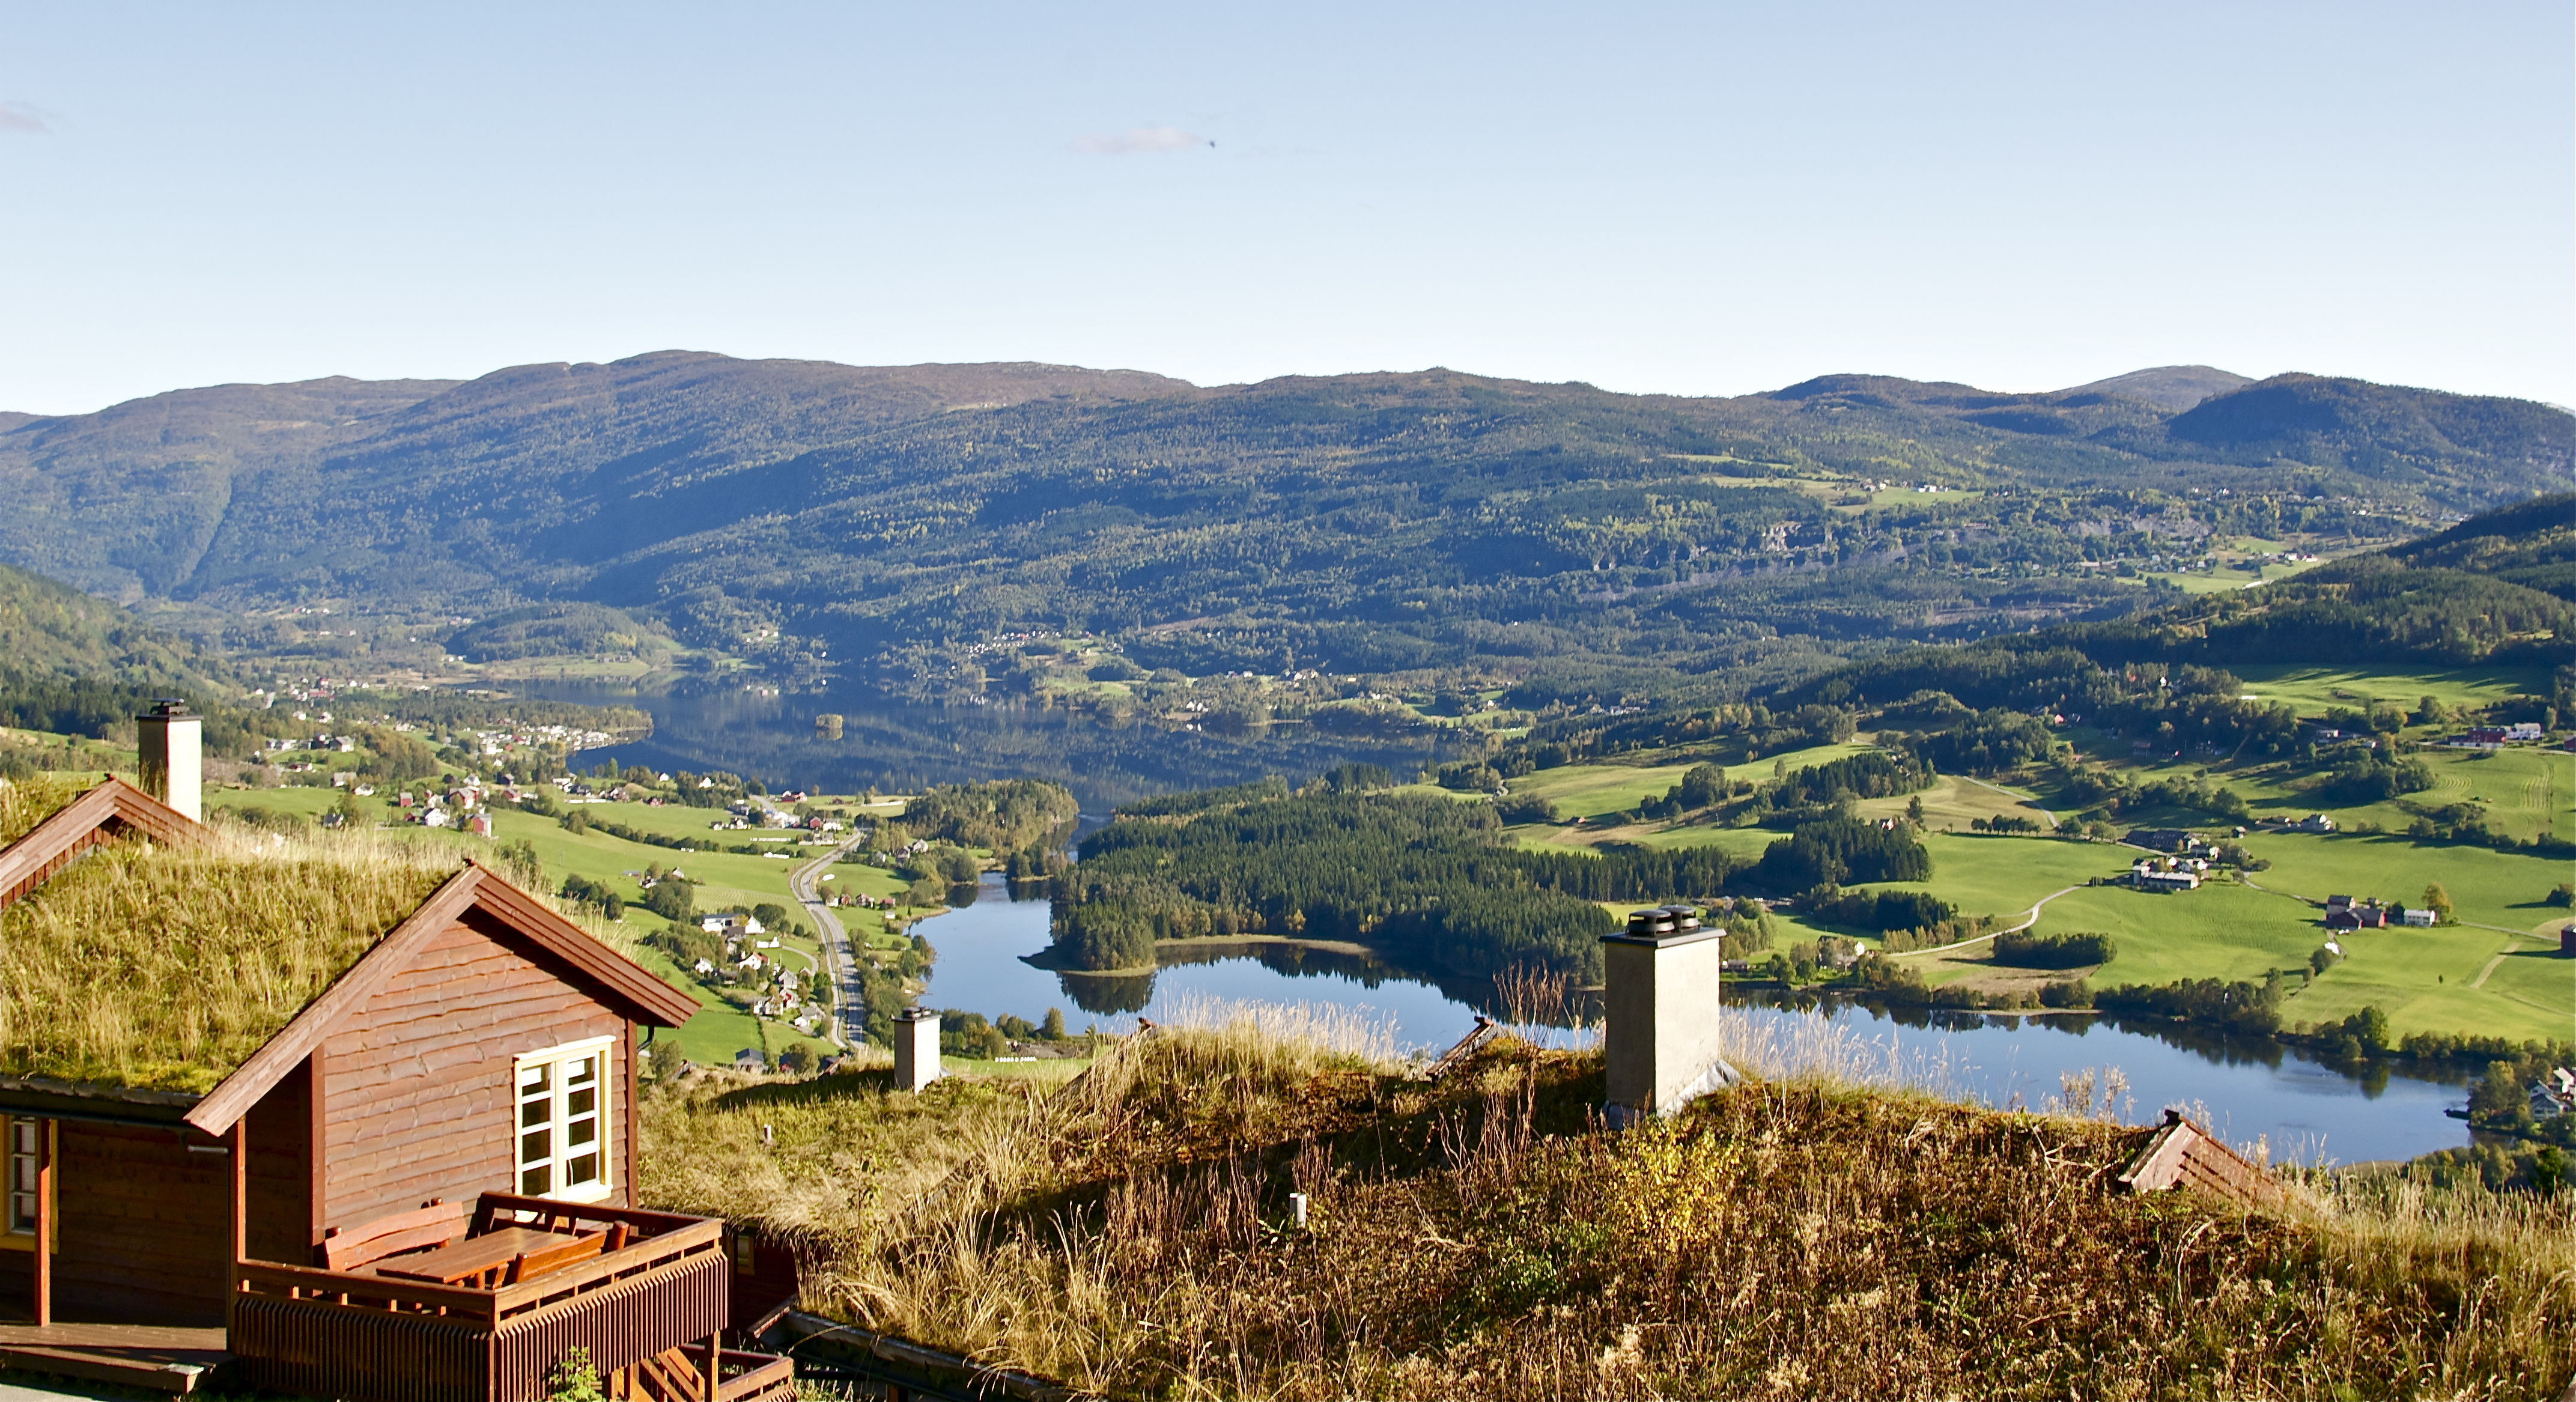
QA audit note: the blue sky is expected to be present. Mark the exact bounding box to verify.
[2,2,2569,414]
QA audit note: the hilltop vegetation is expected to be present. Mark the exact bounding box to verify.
[641,1016,2576,1400]
[1,354,2564,700]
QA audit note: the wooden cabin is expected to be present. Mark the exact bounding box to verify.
[0,749,794,1401]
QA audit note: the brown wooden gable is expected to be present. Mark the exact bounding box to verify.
[186,863,697,1136]
[0,778,201,910]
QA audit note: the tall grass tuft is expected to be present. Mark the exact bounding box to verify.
[0,772,87,848]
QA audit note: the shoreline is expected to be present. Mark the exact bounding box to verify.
[1033,933,1382,978]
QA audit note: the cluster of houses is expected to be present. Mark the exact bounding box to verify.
[2129,855,2205,893]
[2322,894,2438,930]
[2443,723,2548,750]
[688,914,824,1033]
[397,781,495,837]
[705,800,842,836]
[2242,813,2339,834]
[260,733,357,754]
[2529,1067,2576,1120]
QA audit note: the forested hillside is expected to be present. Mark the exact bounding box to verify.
[0,559,229,690]
[1784,493,2576,694]
[1,353,2566,700]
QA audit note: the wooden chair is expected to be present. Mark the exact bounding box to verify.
[316,1198,473,1272]
[503,1229,608,1285]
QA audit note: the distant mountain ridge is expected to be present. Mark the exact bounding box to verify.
[2062,365,2253,411]
[0,352,2568,694]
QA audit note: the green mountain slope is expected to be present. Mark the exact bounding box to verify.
[1790,494,2576,720]
[0,559,231,689]
[1,354,2568,696]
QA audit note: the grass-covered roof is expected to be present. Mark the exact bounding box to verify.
[0,824,456,1094]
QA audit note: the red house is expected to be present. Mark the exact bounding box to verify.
[0,711,793,1400]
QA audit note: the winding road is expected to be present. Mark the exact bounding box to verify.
[789,834,870,1046]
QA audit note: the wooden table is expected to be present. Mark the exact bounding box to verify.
[372,1227,569,1288]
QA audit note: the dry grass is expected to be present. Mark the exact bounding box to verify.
[0,772,87,847]
[640,999,2576,1400]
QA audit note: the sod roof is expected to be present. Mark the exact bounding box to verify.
[0,830,457,1094]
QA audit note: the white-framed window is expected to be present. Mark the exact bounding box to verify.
[7,1118,38,1235]
[515,1037,614,1203]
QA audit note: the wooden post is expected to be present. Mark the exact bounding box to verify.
[231,1120,249,1268]
[703,1332,721,1401]
[31,1119,52,1328]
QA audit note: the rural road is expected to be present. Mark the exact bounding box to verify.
[1888,884,2086,957]
[790,834,869,1046]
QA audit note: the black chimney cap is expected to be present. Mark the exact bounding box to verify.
[145,698,193,717]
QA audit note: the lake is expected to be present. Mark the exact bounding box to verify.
[521,677,1448,812]
[914,874,2483,1167]
[550,678,2490,1166]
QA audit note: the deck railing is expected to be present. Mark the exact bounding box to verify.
[229,1195,745,1402]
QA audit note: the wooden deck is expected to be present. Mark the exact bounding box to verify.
[0,1321,230,1395]
[230,1194,749,1402]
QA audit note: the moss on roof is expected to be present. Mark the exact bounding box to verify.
[0,831,457,1094]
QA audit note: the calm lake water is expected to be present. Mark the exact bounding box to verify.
[554,678,2486,1166]
[914,875,2480,1166]
[523,677,1445,812]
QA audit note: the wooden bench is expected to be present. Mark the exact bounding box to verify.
[316,1198,473,1272]
[506,1229,610,1286]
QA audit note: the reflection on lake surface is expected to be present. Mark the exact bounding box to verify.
[523,677,1447,812]
[915,875,2480,1166]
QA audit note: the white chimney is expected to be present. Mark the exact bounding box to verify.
[136,700,202,822]
[1603,905,1737,1122]
[893,1008,941,1093]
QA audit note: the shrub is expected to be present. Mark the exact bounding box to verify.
[2038,979,2094,1009]
[1993,930,2116,968]
[1806,888,1957,932]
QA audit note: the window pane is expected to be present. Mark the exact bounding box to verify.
[567,1087,594,1117]
[568,1056,595,1085]
[521,1097,550,1128]
[521,1127,551,1164]
[520,1063,550,1094]
[567,1117,595,1148]
[520,1164,551,1195]
[566,1153,597,1186]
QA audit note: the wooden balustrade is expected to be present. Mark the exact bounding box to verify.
[229,1193,740,1402]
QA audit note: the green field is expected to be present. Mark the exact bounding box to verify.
[2226,664,2550,715]
[1864,829,2576,1042]
[1500,742,1871,822]
[204,786,886,1066]
[2070,741,2576,843]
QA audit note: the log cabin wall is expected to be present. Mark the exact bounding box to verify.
[53,1123,231,1325]
[319,908,628,1232]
